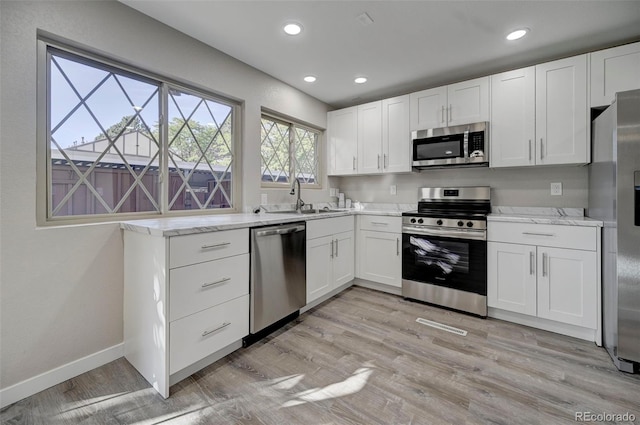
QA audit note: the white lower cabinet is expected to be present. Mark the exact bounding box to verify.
[487,221,601,343]
[356,215,402,290]
[306,216,355,304]
[124,228,249,398]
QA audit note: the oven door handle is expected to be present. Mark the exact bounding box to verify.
[402,225,486,241]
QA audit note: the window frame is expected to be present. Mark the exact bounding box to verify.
[37,38,241,225]
[260,112,322,189]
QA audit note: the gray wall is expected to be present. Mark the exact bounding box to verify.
[332,165,588,208]
[0,0,329,389]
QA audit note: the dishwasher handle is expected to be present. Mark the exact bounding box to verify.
[255,224,305,237]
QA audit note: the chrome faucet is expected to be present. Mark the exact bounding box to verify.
[290,178,305,212]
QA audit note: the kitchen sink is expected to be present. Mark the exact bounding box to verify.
[265,208,336,215]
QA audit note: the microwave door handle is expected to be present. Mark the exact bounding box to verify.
[463,130,469,159]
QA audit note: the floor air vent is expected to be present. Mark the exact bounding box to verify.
[416,318,468,336]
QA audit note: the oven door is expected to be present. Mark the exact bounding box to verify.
[401,227,486,295]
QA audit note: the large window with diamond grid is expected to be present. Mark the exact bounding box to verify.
[45,46,237,220]
[260,114,320,187]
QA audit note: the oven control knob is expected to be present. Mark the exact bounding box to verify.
[418,218,424,224]
[410,218,416,224]
[436,219,443,225]
[457,221,464,227]
[467,221,473,228]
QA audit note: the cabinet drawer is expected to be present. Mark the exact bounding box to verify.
[359,215,401,233]
[307,216,354,240]
[169,294,248,374]
[488,221,596,251]
[169,229,249,268]
[169,254,249,322]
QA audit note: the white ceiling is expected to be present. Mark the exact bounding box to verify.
[121,0,640,109]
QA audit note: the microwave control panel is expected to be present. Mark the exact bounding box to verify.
[469,131,484,152]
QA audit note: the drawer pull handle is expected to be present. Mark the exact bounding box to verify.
[202,277,231,288]
[522,232,555,237]
[397,238,400,256]
[542,252,548,277]
[335,238,339,257]
[201,241,231,250]
[202,322,231,337]
[371,221,388,225]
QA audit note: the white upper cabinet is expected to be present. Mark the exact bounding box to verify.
[328,95,411,176]
[410,77,489,130]
[490,67,536,167]
[536,54,588,165]
[446,77,490,127]
[590,41,640,108]
[491,55,589,168]
[382,95,411,173]
[327,106,358,175]
[357,101,383,174]
[409,86,447,130]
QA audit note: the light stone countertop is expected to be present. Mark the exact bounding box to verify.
[488,206,603,227]
[120,204,413,237]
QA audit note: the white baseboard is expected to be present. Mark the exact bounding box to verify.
[353,278,402,296]
[0,343,124,408]
[488,308,599,344]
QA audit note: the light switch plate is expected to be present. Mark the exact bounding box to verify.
[390,185,397,195]
[550,182,562,196]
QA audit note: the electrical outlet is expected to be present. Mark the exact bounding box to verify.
[390,185,397,195]
[550,182,563,196]
[261,193,268,205]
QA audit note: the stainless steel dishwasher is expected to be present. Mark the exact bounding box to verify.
[248,222,306,342]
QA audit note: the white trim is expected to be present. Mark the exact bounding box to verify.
[0,343,124,408]
[301,280,354,314]
[488,308,598,343]
[354,278,402,296]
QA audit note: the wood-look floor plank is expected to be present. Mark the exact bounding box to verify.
[2,286,639,425]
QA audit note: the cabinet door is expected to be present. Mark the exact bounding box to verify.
[537,247,597,328]
[487,242,537,316]
[490,67,536,167]
[410,86,447,130]
[333,231,355,287]
[357,101,383,174]
[590,42,640,107]
[306,236,334,303]
[447,76,489,127]
[358,230,401,287]
[535,55,588,165]
[327,107,358,175]
[382,95,411,173]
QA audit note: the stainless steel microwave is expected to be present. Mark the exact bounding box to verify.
[412,122,489,169]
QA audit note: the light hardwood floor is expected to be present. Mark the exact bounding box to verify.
[2,286,639,424]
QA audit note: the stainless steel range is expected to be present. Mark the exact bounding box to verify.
[402,187,491,316]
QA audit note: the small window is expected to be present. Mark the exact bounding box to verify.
[43,44,238,221]
[260,114,320,187]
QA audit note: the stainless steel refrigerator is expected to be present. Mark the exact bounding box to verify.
[588,88,640,373]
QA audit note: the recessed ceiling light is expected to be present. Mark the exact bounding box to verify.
[303,75,317,83]
[284,23,302,36]
[354,77,368,84]
[506,28,528,41]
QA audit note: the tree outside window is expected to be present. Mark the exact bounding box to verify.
[46,46,237,219]
[260,115,320,187]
